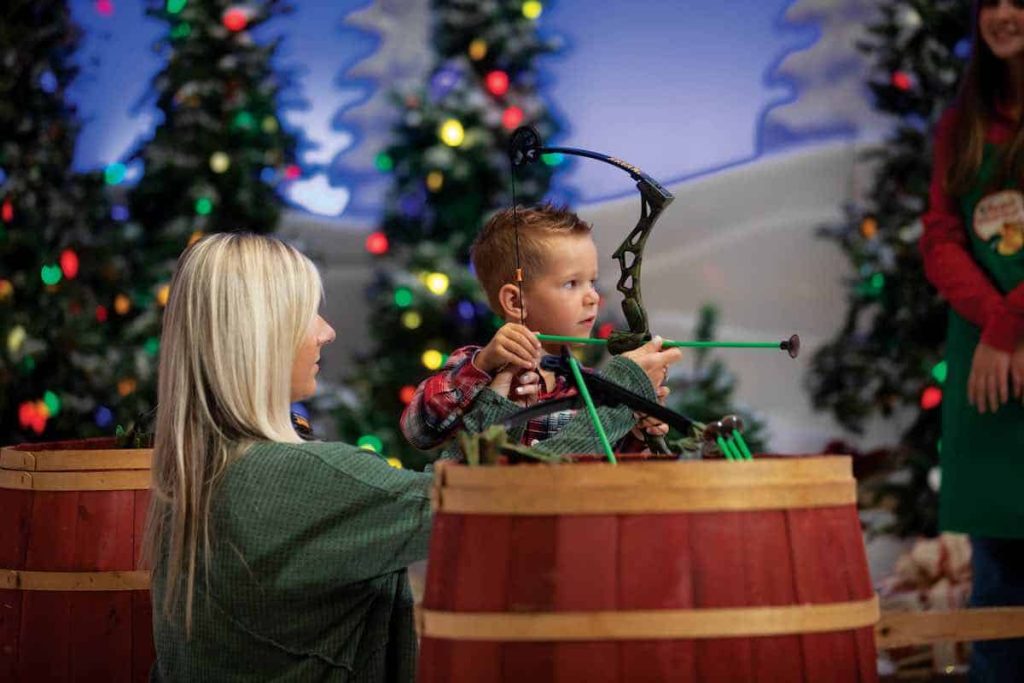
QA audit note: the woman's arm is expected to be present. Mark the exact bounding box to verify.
[919,109,1024,351]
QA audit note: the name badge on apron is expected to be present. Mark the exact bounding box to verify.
[973,189,1024,256]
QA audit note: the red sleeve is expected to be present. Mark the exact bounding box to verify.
[919,107,1024,352]
[399,346,493,450]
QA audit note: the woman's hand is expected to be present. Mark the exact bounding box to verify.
[631,385,671,440]
[621,336,684,389]
[968,342,1012,413]
[489,368,542,406]
[1011,341,1024,401]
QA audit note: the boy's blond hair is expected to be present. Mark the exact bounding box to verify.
[471,204,592,314]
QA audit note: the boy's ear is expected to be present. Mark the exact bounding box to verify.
[497,283,525,321]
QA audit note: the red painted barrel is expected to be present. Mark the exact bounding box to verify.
[419,456,879,682]
[0,438,154,682]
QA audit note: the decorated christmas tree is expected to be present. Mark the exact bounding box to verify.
[334,0,562,466]
[807,0,971,537]
[0,0,156,443]
[129,0,299,266]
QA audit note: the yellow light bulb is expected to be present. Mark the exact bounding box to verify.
[114,294,131,315]
[7,325,26,354]
[522,1,543,19]
[188,230,204,247]
[422,349,443,370]
[426,170,444,192]
[468,38,487,61]
[157,284,171,307]
[209,152,230,173]
[386,457,403,469]
[439,119,465,147]
[425,272,450,296]
[402,311,423,329]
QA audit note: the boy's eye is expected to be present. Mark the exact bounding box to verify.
[563,280,577,289]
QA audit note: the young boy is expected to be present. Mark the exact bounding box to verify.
[400,204,681,454]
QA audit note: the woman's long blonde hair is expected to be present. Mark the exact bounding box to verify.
[143,232,323,632]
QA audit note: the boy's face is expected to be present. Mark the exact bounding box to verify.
[523,233,600,349]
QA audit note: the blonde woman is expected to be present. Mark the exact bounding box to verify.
[144,233,434,681]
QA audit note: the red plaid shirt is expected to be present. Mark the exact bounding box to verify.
[400,345,648,452]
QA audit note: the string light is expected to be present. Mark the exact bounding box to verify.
[860,217,878,240]
[374,153,394,172]
[597,322,615,339]
[422,349,444,370]
[210,152,231,173]
[468,39,487,61]
[188,231,203,247]
[485,70,510,96]
[94,405,114,428]
[393,287,413,308]
[387,457,403,469]
[931,361,948,384]
[60,249,79,279]
[522,0,543,19]
[111,205,129,221]
[262,116,279,133]
[222,7,249,31]
[145,337,161,356]
[425,272,449,295]
[920,386,942,410]
[167,0,186,14]
[0,279,12,300]
[542,152,564,166]
[502,106,524,130]
[195,197,213,215]
[43,390,61,416]
[426,171,444,192]
[365,231,389,255]
[357,434,384,452]
[118,378,137,396]
[171,22,191,39]
[233,110,255,130]
[114,294,131,315]
[7,326,26,354]
[40,264,62,286]
[457,300,475,321]
[399,385,416,404]
[439,119,465,147]
[104,163,126,185]
[157,283,171,306]
[402,311,422,329]
[284,164,301,180]
[1,199,11,222]
[96,305,108,322]
[891,71,913,91]
[95,0,114,17]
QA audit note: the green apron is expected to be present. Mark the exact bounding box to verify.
[940,144,1024,538]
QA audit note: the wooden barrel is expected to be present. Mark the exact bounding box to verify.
[0,438,154,682]
[419,456,879,682]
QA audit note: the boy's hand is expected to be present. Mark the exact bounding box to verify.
[490,368,542,405]
[621,336,684,389]
[968,342,1011,413]
[475,323,542,374]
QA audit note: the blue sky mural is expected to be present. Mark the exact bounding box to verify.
[67,0,856,221]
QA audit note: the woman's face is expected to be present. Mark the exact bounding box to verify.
[980,0,1024,63]
[290,314,336,401]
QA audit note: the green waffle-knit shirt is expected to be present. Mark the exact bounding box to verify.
[150,441,434,682]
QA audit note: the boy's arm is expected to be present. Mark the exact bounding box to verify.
[456,355,656,458]
[400,346,493,450]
